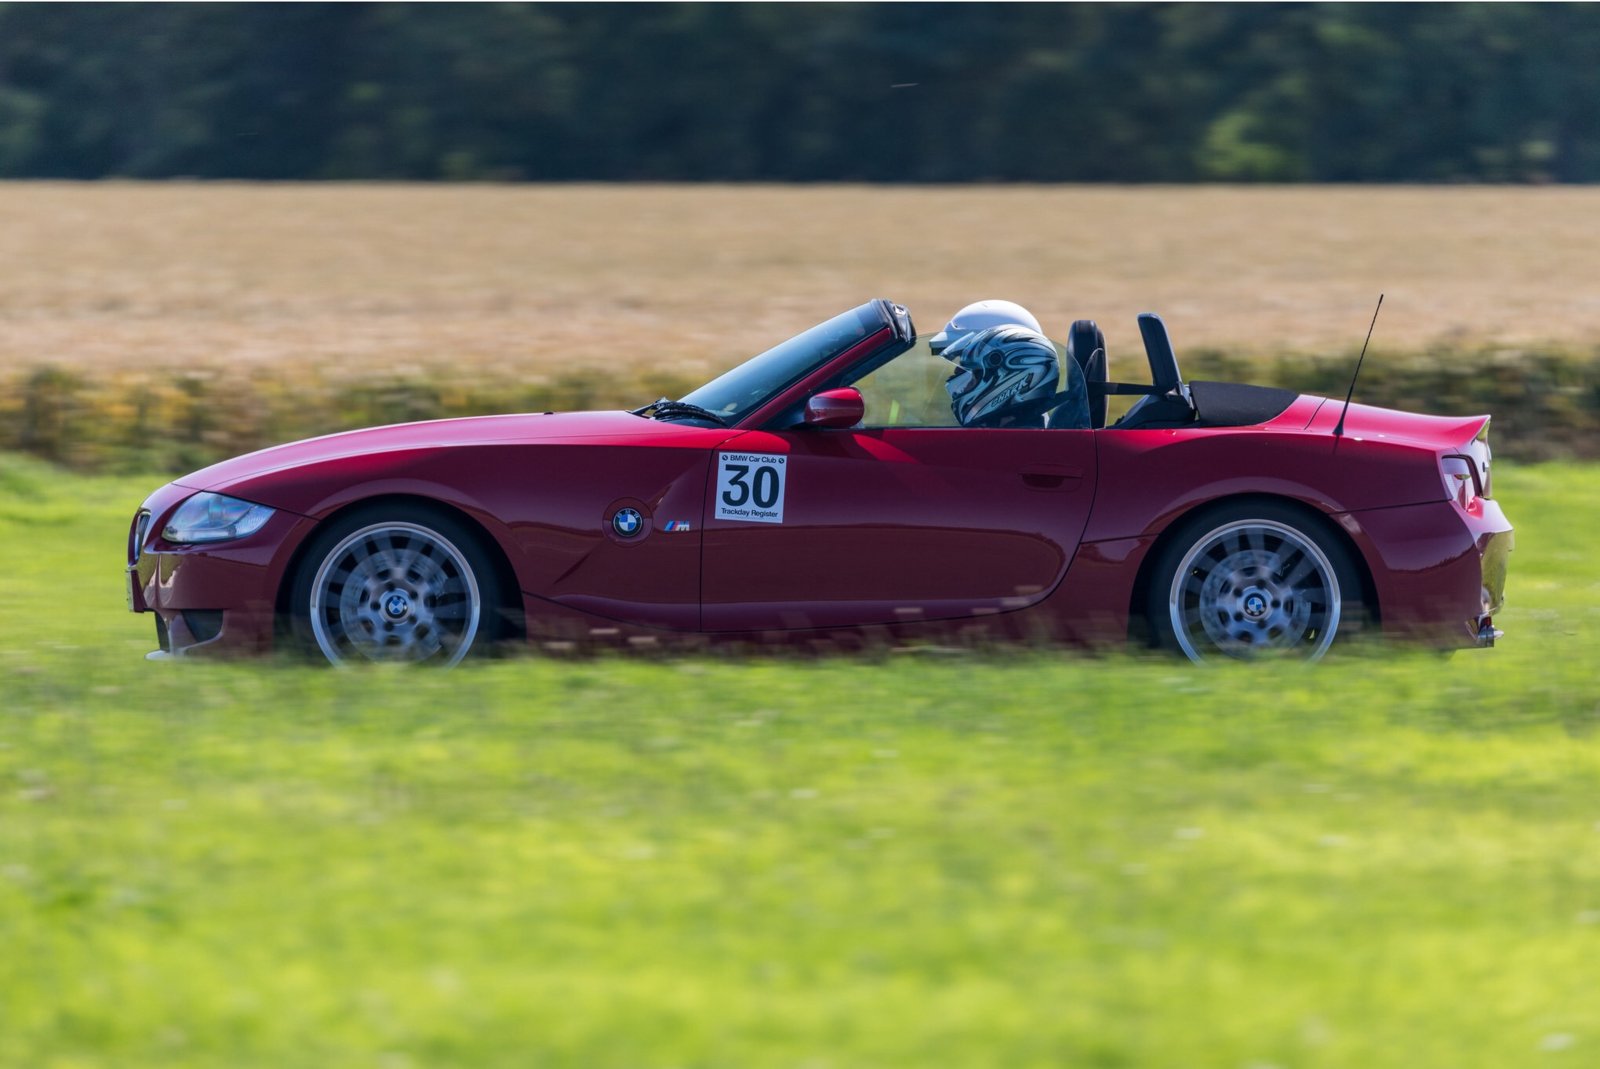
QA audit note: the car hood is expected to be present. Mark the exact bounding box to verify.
[173,410,716,492]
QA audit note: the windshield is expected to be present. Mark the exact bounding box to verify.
[678,302,889,424]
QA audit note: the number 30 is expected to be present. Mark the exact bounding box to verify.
[722,462,780,509]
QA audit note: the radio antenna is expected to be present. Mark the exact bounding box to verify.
[1333,293,1384,439]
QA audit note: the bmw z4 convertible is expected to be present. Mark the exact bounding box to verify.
[125,299,1512,664]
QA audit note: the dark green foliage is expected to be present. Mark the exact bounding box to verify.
[1,3,1598,182]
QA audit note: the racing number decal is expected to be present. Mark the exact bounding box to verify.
[715,452,787,523]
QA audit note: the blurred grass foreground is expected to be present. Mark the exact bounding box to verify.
[3,451,1600,1066]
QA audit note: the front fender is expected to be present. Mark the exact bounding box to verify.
[205,440,716,627]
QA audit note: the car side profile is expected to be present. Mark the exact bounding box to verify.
[126,299,1512,664]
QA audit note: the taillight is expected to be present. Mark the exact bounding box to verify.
[1472,425,1493,499]
[1440,455,1480,508]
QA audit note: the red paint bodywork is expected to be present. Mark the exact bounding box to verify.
[127,308,1513,658]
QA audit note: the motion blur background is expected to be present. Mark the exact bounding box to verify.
[5,8,1600,1067]
[3,2,1600,471]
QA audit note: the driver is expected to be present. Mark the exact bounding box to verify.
[943,325,1090,429]
[928,299,1044,356]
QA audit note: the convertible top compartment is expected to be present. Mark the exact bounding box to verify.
[1188,380,1298,427]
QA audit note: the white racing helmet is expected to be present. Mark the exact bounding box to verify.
[944,325,1060,427]
[928,299,1043,355]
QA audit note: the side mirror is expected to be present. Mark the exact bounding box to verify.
[802,387,865,429]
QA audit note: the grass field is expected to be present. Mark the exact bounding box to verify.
[3,451,1599,1067]
[6,183,1600,382]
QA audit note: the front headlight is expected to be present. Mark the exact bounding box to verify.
[162,492,276,544]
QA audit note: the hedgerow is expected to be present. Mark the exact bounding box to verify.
[3,345,1596,473]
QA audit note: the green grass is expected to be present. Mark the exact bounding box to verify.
[3,453,1599,1068]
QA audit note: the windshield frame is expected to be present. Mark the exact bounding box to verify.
[676,301,906,427]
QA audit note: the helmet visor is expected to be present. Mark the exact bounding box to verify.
[945,365,978,399]
[939,330,981,362]
[930,329,964,357]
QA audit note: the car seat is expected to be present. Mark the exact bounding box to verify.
[1064,319,1108,428]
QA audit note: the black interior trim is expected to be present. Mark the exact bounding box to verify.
[1091,382,1163,397]
[1111,394,1196,430]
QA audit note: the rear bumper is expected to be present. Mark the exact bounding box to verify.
[1345,497,1513,649]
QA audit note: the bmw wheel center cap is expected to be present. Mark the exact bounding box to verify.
[612,507,643,537]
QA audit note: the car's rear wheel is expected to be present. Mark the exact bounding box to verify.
[1149,502,1362,662]
[289,506,500,666]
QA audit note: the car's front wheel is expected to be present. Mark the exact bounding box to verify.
[289,505,501,666]
[1148,502,1364,662]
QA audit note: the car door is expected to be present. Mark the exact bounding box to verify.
[699,426,1097,631]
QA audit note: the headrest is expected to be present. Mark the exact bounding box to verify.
[1065,319,1108,428]
[1136,312,1182,394]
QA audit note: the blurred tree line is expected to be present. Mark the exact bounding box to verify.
[1,2,1597,182]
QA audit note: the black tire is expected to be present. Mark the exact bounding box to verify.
[287,503,507,666]
[1146,500,1367,662]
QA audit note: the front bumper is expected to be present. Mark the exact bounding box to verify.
[127,486,315,658]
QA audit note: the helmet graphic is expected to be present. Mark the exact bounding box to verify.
[929,299,1043,355]
[944,326,1060,427]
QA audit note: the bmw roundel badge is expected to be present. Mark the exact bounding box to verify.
[612,507,643,537]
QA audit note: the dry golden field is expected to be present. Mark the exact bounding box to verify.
[3,182,1600,383]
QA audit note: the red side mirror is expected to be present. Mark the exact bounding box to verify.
[802,387,865,429]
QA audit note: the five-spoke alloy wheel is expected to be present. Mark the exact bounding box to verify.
[1149,502,1362,662]
[290,506,501,666]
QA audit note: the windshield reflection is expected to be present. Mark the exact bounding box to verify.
[678,302,887,424]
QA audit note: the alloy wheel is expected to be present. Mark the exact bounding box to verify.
[1168,519,1342,662]
[309,521,482,665]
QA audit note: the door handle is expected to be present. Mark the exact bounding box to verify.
[1020,466,1084,490]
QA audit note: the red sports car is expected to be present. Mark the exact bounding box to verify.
[126,300,1512,664]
